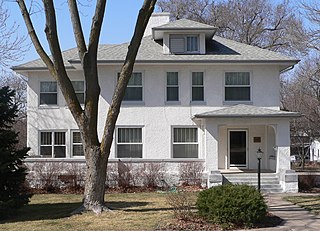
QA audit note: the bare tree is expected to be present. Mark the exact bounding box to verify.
[0,0,27,70]
[301,0,320,51]
[281,56,320,167]
[158,0,308,56]
[16,0,157,214]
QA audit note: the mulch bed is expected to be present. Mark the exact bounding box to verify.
[158,212,283,230]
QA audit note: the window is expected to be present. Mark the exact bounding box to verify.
[40,131,66,158]
[119,72,143,101]
[117,128,142,158]
[72,131,84,157]
[169,34,199,54]
[187,36,198,52]
[72,81,85,104]
[166,72,179,101]
[40,81,57,105]
[225,72,251,101]
[192,72,204,101]
[173,128,198,158]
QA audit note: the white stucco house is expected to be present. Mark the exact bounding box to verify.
[310,140,320,162]
[13,13,301,192]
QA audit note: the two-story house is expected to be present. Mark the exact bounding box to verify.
[13,13,300,192]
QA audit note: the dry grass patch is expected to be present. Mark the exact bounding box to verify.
[285,195,320,214]
[0,193,176,231]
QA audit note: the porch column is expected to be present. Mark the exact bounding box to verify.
[276,120,298,192]
[205,121,222,187]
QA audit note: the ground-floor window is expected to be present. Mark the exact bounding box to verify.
[71,131,84,157]
[116,127,142,158]
[40,131,66,158]
[172,127,198,158]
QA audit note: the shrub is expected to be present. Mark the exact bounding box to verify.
[179,162,204,186]
[196,184,267,228]
[298,174,317,191]
[33,162,61,193]
[139,162,165,188]
[166,191,194,220]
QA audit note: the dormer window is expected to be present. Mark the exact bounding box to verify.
[169,34,199,54]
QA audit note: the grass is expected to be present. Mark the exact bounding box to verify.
[285,195,320,215]
[0,192,181,231]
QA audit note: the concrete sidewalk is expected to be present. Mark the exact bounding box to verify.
[249,193,320,231]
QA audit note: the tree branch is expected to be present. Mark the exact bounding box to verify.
[100,0,157,154]
[68,0,87,60]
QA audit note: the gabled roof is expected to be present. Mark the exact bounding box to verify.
[194,104,301,118]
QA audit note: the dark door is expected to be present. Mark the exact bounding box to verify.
[229,131,247,167]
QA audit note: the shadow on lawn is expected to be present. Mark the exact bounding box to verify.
[1,201,151,224]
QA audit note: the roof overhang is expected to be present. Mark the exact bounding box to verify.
[152,28,217,40]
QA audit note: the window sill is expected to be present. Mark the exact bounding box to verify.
[223,101,253,105]
[165,101,181,105]
[190,101,206,105]
[38,105,60,109]
[121,101,145,106]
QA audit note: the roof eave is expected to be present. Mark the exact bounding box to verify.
[193,113,302,119]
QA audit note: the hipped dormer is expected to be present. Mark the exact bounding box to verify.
[152,18,217,55]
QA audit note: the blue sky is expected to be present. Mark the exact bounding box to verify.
[6,0,305,66]
[7,0,146,65]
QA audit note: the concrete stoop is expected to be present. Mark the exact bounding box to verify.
[222,173,283,193]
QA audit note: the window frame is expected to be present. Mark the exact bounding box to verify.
[171,126,199,159]
[116,126,144,158]
[117,72,144,103]
[166,71,180,103]
[39,81,58,106]
[71,130,84,158]
[191,71,205,102]
[39,130,67,158]
[169,34,200,54]
[223,71,252,104]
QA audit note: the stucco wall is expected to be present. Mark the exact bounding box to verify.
[26,64,282,168]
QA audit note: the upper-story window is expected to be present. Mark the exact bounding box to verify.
[71,81,85,104]
[192,72,204,101]
[40,81,57,105]
[169,34,199,54]
[224,72,251,102]
[166,72,179,101]
[119,72,143,101]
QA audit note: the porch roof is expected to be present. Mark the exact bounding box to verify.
[193,104,301,118]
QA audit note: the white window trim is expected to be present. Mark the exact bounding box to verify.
[116,71,145,105]
[165,71,180,104]
[115,126,144,159]
[169,34,200,54]
[171,126,199,159]
[223,71,253,105]
[39,130,67,158]
[190,71,206,104]
[39,81,58,107]
[71,130,84,158]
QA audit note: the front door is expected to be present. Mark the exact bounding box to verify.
[229,130,247,168]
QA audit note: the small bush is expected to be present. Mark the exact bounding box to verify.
[139,163,165,189]
[166,191,194,220]
[196,184,267,228]
[298,174,317,191]
[179,162,204,186]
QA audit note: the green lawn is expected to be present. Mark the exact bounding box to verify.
[285,195,320,214]
[0,192,181,231]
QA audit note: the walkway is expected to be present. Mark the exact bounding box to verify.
[248,193,320,231]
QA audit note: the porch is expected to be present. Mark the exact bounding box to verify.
[193,104,301,193]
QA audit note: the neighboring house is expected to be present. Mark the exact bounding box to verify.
[13,13,300,192]
[310,140,320,162]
